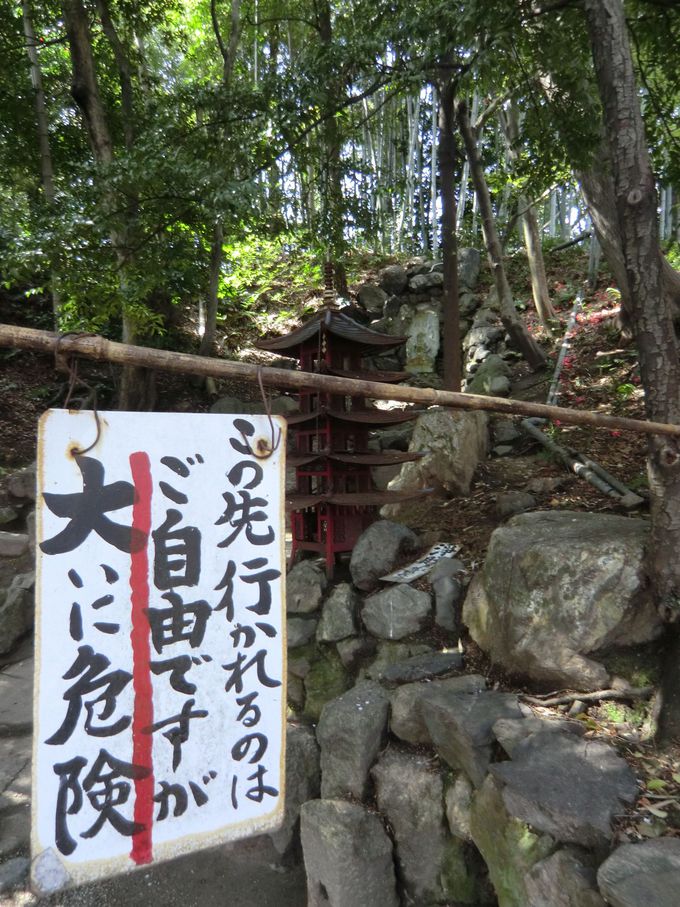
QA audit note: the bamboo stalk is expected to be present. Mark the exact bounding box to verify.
[2,323,680,438]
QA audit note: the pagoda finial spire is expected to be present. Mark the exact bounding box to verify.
[323,258,336,308]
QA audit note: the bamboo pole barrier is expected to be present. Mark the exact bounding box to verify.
[2,323,679,438]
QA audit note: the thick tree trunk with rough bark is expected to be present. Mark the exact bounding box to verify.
[577,140,680,325]
[438,77,462,391]
[584,0,680,741]
[456,100,546,369]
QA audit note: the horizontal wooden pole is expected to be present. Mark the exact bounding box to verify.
[2,323,678,438]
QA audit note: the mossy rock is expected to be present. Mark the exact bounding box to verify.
[440,838,485,905]
[470,775,556,907]
[303,648,350,721]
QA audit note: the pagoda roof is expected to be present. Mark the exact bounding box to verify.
[286,488,432,512]
[255,308,407,356]
[284,407,420,427]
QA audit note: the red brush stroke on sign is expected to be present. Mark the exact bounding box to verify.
[129,452,154,865]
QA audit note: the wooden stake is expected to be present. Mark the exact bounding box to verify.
[2,323,680,438]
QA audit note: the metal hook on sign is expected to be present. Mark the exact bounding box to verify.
[237,367,282,459]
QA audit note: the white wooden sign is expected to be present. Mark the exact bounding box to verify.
[32,410,287,895]
[380,543,460,584]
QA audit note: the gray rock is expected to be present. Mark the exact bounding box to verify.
[0,657,33,735]
[463,325,504,352]
[526,848,605,907]
[0,753,31,815]
[409,271,444,292]
[317,583,358,642]
[470,775,556,907]
[445,773,474,841]
[421,689,524,787]
[384,409,488,505]
[459,291,478,317]
[495,490,536,518]
[0,506,18,525]
[349,520,419,592]
[0,857,29,895]
[493,444,516,457]
[362,585,431,640]
[286,559,327,614]
[493,419,523,445]
[491,730,638,851]
[287,673,305,710]
[317,681,389,800]
[25,510,36,555]
[335,636,376,669]
[372,748,477,905]
[379,650,464,686]
[526,476,569,495]
[428,557,466,582]
[463,511,662,690]
[389,674,487,745]
[357,282,388,314]
[287,616,318,648]
[405,304,440,374]
[432,575,463,633]
[0,572,35,656]
[210,395,265,414]
[361,641,433,682]
[268,724,320,855]
[493,716,585,758]
[0,810,30,859]
[597,838,680,907]
[0,532,29,558]
[467,354,512,396]
[300,799,399,907]
[270,395,300,415]
[375,424,414,452]
[379,264,408,296]
[7,465,35,501]
[458,248,482,289]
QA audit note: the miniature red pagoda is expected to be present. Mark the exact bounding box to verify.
[256,302,428,576]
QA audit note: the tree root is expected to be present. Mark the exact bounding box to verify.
[520,687,654,708]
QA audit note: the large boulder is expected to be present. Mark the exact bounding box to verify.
[490,730,638,852]
[349,520,419,592]
[389,674,487,745]
[470,775,556,907]
[372,748,479,905]
[421,689,524,787]
[316,681,389,800]
[526,848,605,907]
[597,838,680,907]
[300,799,399,907]
[463,511,662,690]
[385,409,488,504]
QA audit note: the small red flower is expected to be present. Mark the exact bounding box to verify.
[610,430,622,438]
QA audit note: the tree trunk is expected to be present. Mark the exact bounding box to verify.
[438,77,461,391]
[63,0,153,409]
[584,0,680,741]
[430,84,438,256]
[501,103,555,332]
[199,221,223,357]
[317,0,347,295]
[456,99,546,369]
[23,0,60,325]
